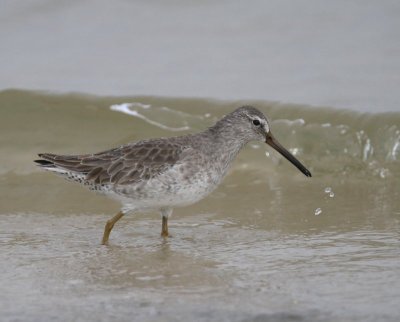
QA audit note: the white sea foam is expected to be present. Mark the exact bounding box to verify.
[110,103,190,132]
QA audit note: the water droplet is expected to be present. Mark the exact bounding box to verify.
[265,152,270,157]
[329,192,335,198]
[324,187,332,193]
[379,168,389,178]
[314,208,322,216]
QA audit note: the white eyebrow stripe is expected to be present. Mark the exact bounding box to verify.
[244,113,269,132]
[263,120,270,132]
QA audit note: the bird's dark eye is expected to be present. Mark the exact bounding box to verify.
[252,119,261,126]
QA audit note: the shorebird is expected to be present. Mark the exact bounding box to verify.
[35,106,311,245]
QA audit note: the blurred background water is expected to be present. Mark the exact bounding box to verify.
[1,1,400,322]
[1,0,400,112]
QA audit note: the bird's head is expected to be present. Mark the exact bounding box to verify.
[226,106,312,177]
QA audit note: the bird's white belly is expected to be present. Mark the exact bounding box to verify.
[110,164,222,213]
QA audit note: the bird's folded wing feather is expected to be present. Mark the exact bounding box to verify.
[38,139,188,185]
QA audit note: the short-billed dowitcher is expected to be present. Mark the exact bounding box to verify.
[35,106,311,244]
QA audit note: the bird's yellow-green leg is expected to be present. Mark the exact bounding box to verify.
[102,211,124,245]
[161,216,168,237]
[160,208,172,237]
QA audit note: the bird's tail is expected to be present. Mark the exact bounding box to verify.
[34,153,90,178]
[34,152,114,186]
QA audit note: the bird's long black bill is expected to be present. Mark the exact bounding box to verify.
[266,135,312,177]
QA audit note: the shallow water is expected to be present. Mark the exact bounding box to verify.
[1,90,400,321]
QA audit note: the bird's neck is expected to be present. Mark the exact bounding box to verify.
[199,124,248,174]
[206,119,249,148]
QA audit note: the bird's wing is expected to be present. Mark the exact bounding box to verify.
[36,138,189,185]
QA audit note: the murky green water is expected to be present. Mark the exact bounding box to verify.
[1,90,399,321]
